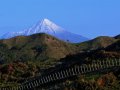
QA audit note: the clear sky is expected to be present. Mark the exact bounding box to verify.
[0,0,120,38]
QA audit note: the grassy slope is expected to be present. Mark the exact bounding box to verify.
[0,33,79,63]
[77,36,117,51]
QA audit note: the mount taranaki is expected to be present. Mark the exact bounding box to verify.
[1,19,88,43]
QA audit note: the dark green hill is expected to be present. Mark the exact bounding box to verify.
[114,34,120,39]
[77,36,117,51]
[0,33,79,63]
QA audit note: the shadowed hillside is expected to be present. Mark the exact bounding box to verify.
[106,40,120,52]
[114,34,120,39]
[77,36,117,51]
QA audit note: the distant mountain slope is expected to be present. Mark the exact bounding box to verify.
[1,19,88,43]
[0,33,79,63]
[114,34,120,39]
[77,36,117,51]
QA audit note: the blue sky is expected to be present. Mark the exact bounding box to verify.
[0,0,120,38]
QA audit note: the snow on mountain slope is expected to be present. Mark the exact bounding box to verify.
[1,19,89,43]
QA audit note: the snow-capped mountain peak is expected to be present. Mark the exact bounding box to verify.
[41,18,59,28]
[1,18,89,43]
[22,18,63,36]
[36,18,62,32]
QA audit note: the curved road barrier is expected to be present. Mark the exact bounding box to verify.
[1,59,120,90]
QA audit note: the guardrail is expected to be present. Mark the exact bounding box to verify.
[1,59,120,90]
